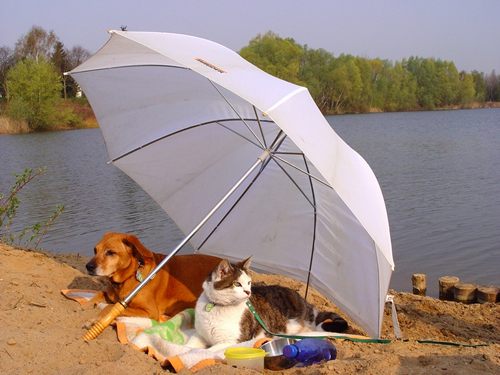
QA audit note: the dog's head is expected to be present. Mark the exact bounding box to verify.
[86,232,155,283]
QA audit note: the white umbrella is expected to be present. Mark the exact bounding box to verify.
[69,31,394,339]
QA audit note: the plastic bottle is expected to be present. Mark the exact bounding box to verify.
[282,338,337,366]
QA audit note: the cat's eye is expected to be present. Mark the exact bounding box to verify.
[232,281,242,287]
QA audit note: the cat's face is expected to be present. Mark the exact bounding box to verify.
[203,258,252,305]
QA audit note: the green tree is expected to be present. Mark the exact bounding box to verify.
[51,41,70,98]
[240,32,304,85]
[299,47,336,113]
[6,57,62,130]
[354,57,373,112]
[328,56,363,113]
[434,60,460,106]
[471,71,486,102]
[457,72,476,105]
[370,59,391,110]
[237,32,493,114]
[405,57,438,109]
[383,62,417,111]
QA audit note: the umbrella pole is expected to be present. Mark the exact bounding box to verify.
[83,147,277,341]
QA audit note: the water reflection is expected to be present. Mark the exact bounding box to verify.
[0,129,187,254]
[329,109,500,295]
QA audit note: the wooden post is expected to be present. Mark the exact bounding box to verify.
[453,283,477,304]
[476,286,499,304]
[438,276,460,301]
[412,273,426,296]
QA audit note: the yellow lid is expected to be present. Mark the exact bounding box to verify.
[224,347,266,359]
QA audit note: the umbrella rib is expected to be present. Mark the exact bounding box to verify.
[110,118,273,162]
[196,156,271,251]
[270,156,315,209]
[215,122,264,150]
[208,80,266,149]
[302,155,318,300]
[197,132,287,250]
[253,106,268,148]
[271,154,332,189]
[69,64,189,75]
[273,151,304,156]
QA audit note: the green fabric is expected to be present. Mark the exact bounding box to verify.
[416,340,488,348]
[245,301,489,347]
[143,308,195,345]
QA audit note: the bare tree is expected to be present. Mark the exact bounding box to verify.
[65,46,91,98]
[66,46,91,70]
[14,26,59,62]
[0,46,15,98]
[485,70,498,102]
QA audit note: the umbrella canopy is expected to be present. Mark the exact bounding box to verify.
[69,31,394,338]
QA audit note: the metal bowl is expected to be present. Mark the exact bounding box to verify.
[260,338,297,370]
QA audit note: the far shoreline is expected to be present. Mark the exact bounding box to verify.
[325,101,500,116]
[0,115,99,135]
[1,102,499,135]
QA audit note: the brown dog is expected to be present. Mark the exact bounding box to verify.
[86,232,222,320]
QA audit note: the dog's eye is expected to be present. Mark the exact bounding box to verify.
[93,247,97,255]
[105,250,115,257]
[232,281,242,287]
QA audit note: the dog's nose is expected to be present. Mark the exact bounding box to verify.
[86,261,96,274]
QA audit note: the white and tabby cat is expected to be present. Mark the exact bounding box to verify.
[187,257,348,351]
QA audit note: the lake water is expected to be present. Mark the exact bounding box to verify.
[1,109,499,296]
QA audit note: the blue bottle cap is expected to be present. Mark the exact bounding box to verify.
[282,344,298,358]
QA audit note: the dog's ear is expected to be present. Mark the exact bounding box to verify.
[122,234,154,264]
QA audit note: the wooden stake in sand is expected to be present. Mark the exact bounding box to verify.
[438,276,460,301]
[412,273,427,296]
[476,286,499,304]
[453,283,477,304]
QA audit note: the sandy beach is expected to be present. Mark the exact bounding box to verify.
[0,242,498,374]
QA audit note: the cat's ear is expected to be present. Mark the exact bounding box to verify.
[239,256,252,270]
[214,259,232,280]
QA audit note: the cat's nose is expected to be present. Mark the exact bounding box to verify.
[244,290,251,296]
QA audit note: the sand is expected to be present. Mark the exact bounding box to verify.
[0,242,498,374]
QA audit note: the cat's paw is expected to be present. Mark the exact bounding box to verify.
[208,342,235,353]
[186,334,208,349]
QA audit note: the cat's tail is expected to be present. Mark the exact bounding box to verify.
[315,311,349,333]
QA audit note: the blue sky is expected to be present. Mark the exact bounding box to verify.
[2,0,499,73]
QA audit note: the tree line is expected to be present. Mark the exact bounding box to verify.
[240,32,500,114]
[0,26,91,130]
[1,27,500,132]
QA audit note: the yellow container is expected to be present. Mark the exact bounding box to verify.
[224,347,266,371]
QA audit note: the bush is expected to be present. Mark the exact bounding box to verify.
[53,100,83,128]
[6,58,62,130]
[0,167,64,248]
